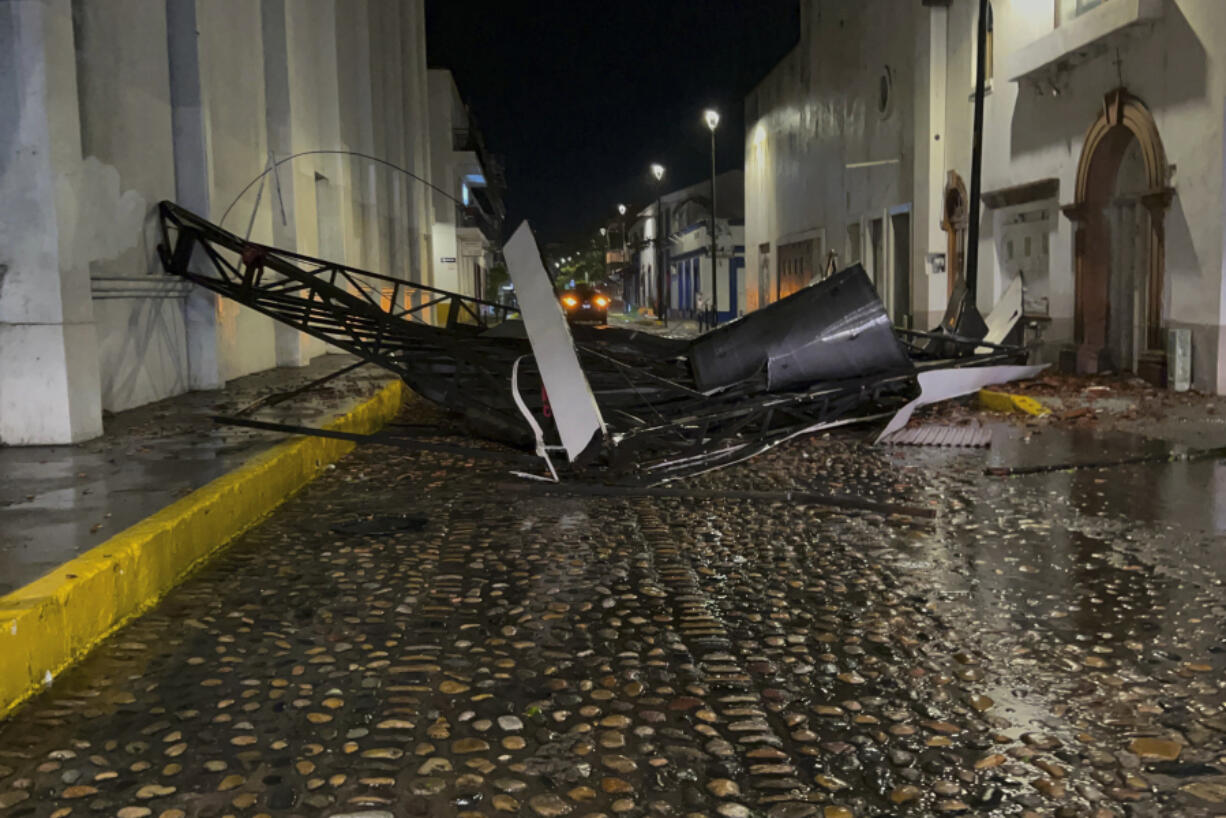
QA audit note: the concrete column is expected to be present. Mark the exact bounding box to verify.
[260,0,310,367]
[406,0,434,287]
[0,0,103,444]
[914,2,949,330]
[166,0,222,390]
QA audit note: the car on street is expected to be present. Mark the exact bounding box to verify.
[560,284,610,324]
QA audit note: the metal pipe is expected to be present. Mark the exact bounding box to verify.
[89,276,185,282]
[655,195,663,323]
[965,0,990,300]
[219,149,465,230]
[90,293,191,300]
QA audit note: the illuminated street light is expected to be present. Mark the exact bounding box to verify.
[616,205,628,277]
[704,109,720,323]
[650,163,666,324]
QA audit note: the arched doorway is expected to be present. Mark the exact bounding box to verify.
[1063,89,1173,377]
[941,171,968,299]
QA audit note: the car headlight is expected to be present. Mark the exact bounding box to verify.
[594,295,609,308]
[562,295,578,308]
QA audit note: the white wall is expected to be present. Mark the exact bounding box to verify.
[744,0,919,315]
[69,0,185,413]
[670,221,745,319]
[0,0,436,442]
[745,0,1226,391]
[943,0,1226,389]
[428,70,463,296]
[0,0,103,444]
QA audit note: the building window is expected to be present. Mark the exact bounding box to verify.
[877,66,894,119]
[1058,0,1107,26]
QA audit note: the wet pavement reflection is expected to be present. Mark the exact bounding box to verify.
[0,404,1224,817]
[0,356,393,596]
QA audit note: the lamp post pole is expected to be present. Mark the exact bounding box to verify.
[650,163,666,326]
[617,204,627,257]
[704,109,721,326]
[617,204,628,312]
[599,227,608,283]
[965,0,990,301]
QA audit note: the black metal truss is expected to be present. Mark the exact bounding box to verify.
[158,201,540,446]
[158,202,1017,484]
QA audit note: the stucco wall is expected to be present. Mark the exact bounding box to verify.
[428,70,463,296]
[744,0,919,315]
[746,0,1226,391]
[1,0,436,441]
[71,0,186,413]
[943,0,1226,390]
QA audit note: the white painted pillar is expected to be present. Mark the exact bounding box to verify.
[166,0,223,390]
[261,0,310,367]
[0,0,103,444]
[1216,100,1226,394]
[914,2,949,328]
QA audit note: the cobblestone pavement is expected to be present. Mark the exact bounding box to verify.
[1,397,1225,818]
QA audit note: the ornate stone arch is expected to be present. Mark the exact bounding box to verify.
[1063,88,1173,363]
[940,170,969,299]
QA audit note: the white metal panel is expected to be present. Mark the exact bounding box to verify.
[875,363,1047,444]
[503,221,605,462]
[977,275,1024,353]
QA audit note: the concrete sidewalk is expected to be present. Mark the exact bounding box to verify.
[0,355,393,596]
[0,355,405,718]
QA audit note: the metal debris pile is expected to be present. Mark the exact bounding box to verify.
[158,202,1037,483]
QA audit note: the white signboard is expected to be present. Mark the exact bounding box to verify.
[503,222,605,462]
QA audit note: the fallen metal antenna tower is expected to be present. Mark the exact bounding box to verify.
[158,202,1025,483]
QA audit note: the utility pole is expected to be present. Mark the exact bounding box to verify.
[965,0,989,301]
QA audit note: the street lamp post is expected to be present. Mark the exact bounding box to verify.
[650,163,666,325]
[617,204,627,257]
[599,227,608,283]
[617,204,629,314]
[704,109,720,326]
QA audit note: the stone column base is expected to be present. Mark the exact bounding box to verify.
[0,322,102,444]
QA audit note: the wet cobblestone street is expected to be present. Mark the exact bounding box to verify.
[2,399,1225,818]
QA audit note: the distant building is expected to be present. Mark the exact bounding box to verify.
[745,0,1224,391]
[428,70,507,322]
[628,171,746,322]
[0,0,436,444]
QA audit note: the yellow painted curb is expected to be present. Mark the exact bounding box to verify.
[0,379,405,720]
[978,388,1051,417]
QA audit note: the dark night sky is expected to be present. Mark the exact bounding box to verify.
[425,1,800,247]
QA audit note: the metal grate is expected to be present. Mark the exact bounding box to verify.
[880,423,992,448]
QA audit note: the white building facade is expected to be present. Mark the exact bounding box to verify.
[0,0,435,445]
[667,218,747,324]
[428,70,506,325]
[745,0,1226,392]
[628,171,745,322]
